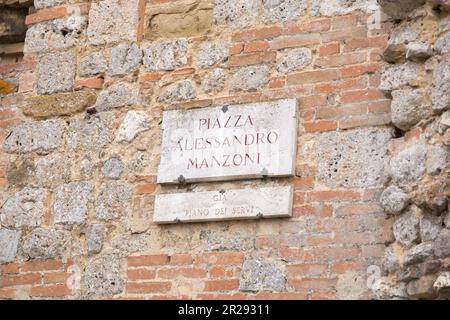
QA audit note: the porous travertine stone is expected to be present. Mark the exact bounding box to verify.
[372,277,407,299]
[382,245,400,273]
[406,42,432,61]
[433,272,450,291]
[95,181,133,221]
[426,145,449,176]
[420,215,442,242]
[380,185,410,215]
[277,47,312,74]
[213,0,259,29]
[37,51,76,95]
[239,259,286,292]
[34,0,65,9]
[67,116,112,151]
[116,111,151,142]
[317,127,392,188]
[404,242,435,265]
[406,275,438,299]
[157,80,196,103]
[434,32,450,54]
[0,188,47,228]
[95,83,139,111]
[23,91,97,118]
[101,158,124,180]
[431,60,450,112]
[108,43,142,76]
[87,0,140,45]
[143,39,188,71]
[0,229,21,264]
[263,0,308,23]
[35,155,71,187]
[200,230,254,251]
[83,254,124,295]
[201,68,226,93]
[379,62,421,92]
[312,0,379,16]
[393,209,420,247]
[389,144,427,190]
[377,0,426,19]
[4,119,66,154]
[24,16,86,53]
[384,27,418,63]
[22,228,69,259]
[86,224,105,254]
[230,65,270,92]
[196,42,228,68]
[54,181,93,225]
[434,229,450,258]
[79,52,107,77]
[391,89,429,131]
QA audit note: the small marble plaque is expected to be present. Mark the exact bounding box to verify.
[157,99,298,183]
[153,186,293,224]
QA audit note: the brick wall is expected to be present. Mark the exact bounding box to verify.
[0,0,448,300]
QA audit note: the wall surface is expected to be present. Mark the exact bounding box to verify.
[0,0,448,300]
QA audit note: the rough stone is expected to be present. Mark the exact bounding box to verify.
[434,32,450,54]
[263,0,308,23]
[6,158,35,187]
[127,151,149,177]
[54,181,93,225]
[4,120,66,154]
[213,0,259,29]
[35,155,71,187]
[0,229,21,264]
[86,224,105,254]
[277,47,312,74]
[433,272,450,291]
[406,275,438,299]
[84,254,124,295]
[24,16,86,53]
[391,89,429,131]
[420,215,442,242]
[22,228,68,260]
[239,259,286,292]
[406,42,432,61]
[67,116,112,151]
[379,62,421,93]
[390,144,427,190]
[380,185,410,215]
[431,60,450,112]
[143,39,188,71]
[201,68,226,93]
[195,42,228,68]
[87,0,140,45]
[200,230,254,251]
[108,43,142,76]
[434,229,450,258]
[393,209,420,247]
[312,0,379,16]
[382,245,400,273]
[372,277,407,299]
[95,83,139,112]
[34,0,65,9]
[317,127,392,188]
[101,158,124,180]
[116,111,151,142]
[79,52,107,77]
[0,188,47,228]
[157,80,196,103]
[377,0,426,19]
[384,27,418,63]
[404,242,436,266]
[230,65,270,92]
[95,181,133,221]
[23,91,97,118]
[37,52,76,95]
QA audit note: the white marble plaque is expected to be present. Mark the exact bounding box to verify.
[157,99,298,183]
[153,186,293,224]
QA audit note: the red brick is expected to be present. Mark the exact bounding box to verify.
[338,113,391,129]
[314,77,367,94]
[244,41,269,52]
[0,263,19,274]
[343,36,387,52]
[228,51,276,67]
[158,267,207,279]
[341,63,379,78]
[229,43,244,55]
[319,43,340,56]
[138,72,164,82]
[303,121,337,133]
[331,261,364,273]
[214,92,262,105]
[307,190,361,202]
[135,183,157,194]
[170,254,192,265]
[268,76,286,88]
[255,292,308,300]
[210,266,234,278]
[197,293,247,300]
[128,254,169,267]
[2,273,42,287]
[315,52,366,68]
[43,272,71,284]
[137,0,147,41]
[293,176,315,190]
[270,33,321,50]
[279,247,303,262]
[287,69,340,85]
[127,268,156,281]
[21,260,65,273]
[30,284,70,297]
[306,234,334,246]
[304,247,361,263]
[293,204,333,218]
[204,279,239,292]
[310,292,337,300]
[339,89,383,104]
[0,287,16,299]
[335,203,382,216]
[75,77,104,90]
[126,281,171,294]
[195,252,244,265]
[232,26,282,42]
[25,7,66,25]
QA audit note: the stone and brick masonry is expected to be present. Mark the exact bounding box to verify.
[0,0,448,299]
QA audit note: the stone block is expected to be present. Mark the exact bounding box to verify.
[37,52,76,95]
[54,181,93,225]
[108,43,142,76]
[393,209,420,247]
[95,83,139,111]
[277,47,312,74]
[157,80,196,103]
[116,111,151,143]
[22,228,69,260]
[239,259,286,292]
[67,115,112,151]
[213,0,259,29]
[380,185,410,215]
[0,229,21,264]
[230,65,270,92]
[143,38,188,71]
[95,181,133,221]
[86,224,105,254]
[83,254,124,295]
[79,52,107,77]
